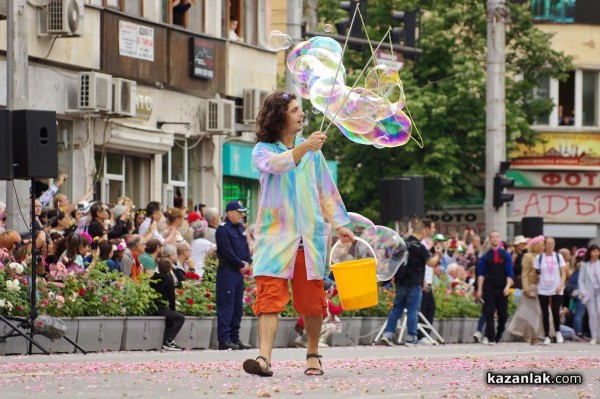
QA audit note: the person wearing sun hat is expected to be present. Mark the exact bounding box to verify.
[508,235,546,344]
[512,235,529,292]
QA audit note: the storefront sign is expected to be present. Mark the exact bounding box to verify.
[426,208,486,236]
[135,92,153,121]
[223,142,338,182]
[223,142,258,179]
[509,132,600,170]
[507,170,600,189]
[508,189,600,223]
[190,38,215,80]
[119,21,154,62]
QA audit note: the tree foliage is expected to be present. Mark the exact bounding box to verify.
[305,0,571,223]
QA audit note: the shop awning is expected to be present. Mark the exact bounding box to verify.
[95,121,175,154]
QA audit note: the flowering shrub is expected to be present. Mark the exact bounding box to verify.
[36,261,159,317]
[0,248,30,316]
[434,283,481,319]
[176,255,216,316]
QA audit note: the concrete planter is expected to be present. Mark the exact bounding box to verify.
[0,319,28,355]
[175,317,213,349]
[327,317,362,346]
[274,317,297,348]
[32,318,79,354]
[435,318,481,343]
[121,317,165,351]
[0,318,78,355]
[209,316,253,349]
[76,316,125,352]
[359,317,386,345]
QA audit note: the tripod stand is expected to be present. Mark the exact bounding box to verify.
[373,310,446,345]
[0,179,86,355]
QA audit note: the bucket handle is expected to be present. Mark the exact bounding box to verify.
[329,236,378,275]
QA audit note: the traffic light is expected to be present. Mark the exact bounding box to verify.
[391,10,418,58]
[336,0,366,50]
[493,161,515,210]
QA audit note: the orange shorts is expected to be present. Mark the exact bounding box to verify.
[252,249,327,317]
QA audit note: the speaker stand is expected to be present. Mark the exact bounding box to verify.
[0,178,86,355]
[373,310,445,345]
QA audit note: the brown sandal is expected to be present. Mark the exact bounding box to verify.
[304,353,324,376]
[243,355,273,377]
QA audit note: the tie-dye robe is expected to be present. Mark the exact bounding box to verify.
[251,137,350,280]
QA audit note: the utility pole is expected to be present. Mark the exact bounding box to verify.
[286,0,303,95]
[484,0,509,239]
[5,0,29,233]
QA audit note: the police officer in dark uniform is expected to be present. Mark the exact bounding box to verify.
[216,200,253,350]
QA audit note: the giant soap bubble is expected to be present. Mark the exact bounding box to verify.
[267,30,292,51]
[366,225,408,281]
[286,36,415,148]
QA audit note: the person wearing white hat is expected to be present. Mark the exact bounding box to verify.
[512,235,529,292]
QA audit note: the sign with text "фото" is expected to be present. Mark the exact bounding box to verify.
[508,189,600,223]
[507,170,600,189]
[426,209,486,236]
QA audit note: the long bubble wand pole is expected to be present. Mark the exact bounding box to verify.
[318,2,361,133]
[301,27,391,171]
[322,26,392,135]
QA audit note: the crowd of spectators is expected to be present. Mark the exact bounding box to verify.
[0,175,260,350]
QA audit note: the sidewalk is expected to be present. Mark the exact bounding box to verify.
[0,342,598,398]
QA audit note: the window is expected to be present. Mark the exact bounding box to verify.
[227,0,243,40]
[534,69,600,128]
[558,71,575,125]
[532,76,551,126]
[162,139,188,208]
[582,70,598,127]
[169,0,200,28]
[123,0,143,17]
[187,0,205,33]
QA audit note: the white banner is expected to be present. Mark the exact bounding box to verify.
[119,21,154,62]
[508,189,600,223]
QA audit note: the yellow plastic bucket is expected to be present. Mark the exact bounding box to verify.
[329,237,378,310]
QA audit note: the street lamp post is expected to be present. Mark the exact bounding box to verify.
[485,0,510,238]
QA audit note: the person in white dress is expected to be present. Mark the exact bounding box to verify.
[533,237,566,345]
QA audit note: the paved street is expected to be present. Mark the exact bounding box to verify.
[0,342,598,398]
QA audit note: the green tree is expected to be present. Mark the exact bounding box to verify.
[305,0,571,221]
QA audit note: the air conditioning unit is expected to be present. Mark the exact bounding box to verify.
[78,71,113,112]
[42,0,84,36]
[243,89,269,124]
[111,78,137,117]
[205,99,236,134]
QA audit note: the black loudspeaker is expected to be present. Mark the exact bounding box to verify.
[12,110,58,179]
[522,217,544,238]
[380,176,425,222]
[0,110,12,180]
